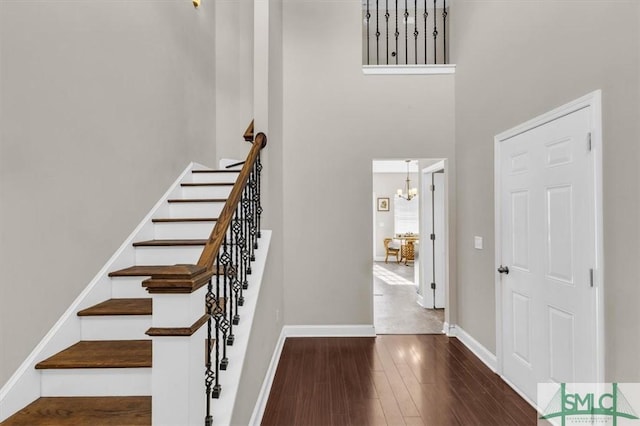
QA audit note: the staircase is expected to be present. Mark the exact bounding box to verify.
[1,125,268,425]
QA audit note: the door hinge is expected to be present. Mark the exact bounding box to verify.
[430,233,436,240]
[589,268,594,287]
[430,184,435,192]
[431,283,436,290]
[587,132,592,151]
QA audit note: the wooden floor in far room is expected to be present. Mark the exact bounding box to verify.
[261,335,538,426]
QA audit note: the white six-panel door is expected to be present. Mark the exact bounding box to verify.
[497,99,600,403]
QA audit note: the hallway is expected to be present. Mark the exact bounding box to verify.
[374,262,444,334]
[261,335,538,425]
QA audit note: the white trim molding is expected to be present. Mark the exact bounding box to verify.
[283,325,376,338]
[363,64,456,75]
[248,328,286,426]
[449,325,498,373]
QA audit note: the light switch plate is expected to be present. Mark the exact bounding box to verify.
[474,236,483,250]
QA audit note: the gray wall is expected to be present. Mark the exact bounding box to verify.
[215,0,255,163]
[452,0,640,381]
[282,0,455,326]
[0,0,216,387]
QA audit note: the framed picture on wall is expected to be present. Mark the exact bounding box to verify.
[377,197,390,212]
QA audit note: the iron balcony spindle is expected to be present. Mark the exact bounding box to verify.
[366,0,370,65]
[404,0,409,64]
[423,0,428,64]
[395,0,399,64]
[204,278,214,426]
[433,0,438,64]
[443,0,447,64]
[413,0,418,64]
[375,0,380,65]
[385,0,389,64]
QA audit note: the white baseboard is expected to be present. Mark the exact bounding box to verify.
[248,327,286,426]
[448,324,497,372]
[283,325,376,338]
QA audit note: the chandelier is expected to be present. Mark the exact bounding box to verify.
[397,160,418,201]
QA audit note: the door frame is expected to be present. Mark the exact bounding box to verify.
[418,160,450,322]
[493,91,604,389]
[419,161,447,310]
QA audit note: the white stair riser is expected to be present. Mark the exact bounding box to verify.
[135,246,202,265]
[190,172,238,184]
[40,368,151,397]
[153,222,215,240]
[80,316,151,341]
[169,202,224,218]
[111,277,149,298]
[181,186,232,199]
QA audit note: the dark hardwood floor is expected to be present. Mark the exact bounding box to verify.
[261,335,538,426]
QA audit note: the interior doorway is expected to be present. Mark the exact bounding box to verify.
[372,159,449,334]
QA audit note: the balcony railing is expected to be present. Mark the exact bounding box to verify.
[363,0,448,66]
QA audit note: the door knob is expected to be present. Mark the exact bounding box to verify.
[497,265,510,275]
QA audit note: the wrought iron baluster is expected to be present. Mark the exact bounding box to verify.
[423,0,428,64]
[232,208,244,307]
[375,0,380,65]
[246,168,256,267]
[413,0,418,64]
[256,152,263,239]
[241,186,251,289]
[394,0,399,64]
[433,0,438,64]
[250,163,259,255]
[404,0,408,64]
[385,0,389,64]
[443,0,447,64]
[366,0,370,65]
[218,232,232,364]
[204,277,214,426]
[212,253,223,398]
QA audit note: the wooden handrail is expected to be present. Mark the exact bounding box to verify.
[142,126,266,294]
[197,132,266,271]
[243,120,254,142]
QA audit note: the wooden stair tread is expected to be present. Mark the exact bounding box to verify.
[0,396,151,425]
[192,169,239,174]
[133,239,207,247]
[167,198,226,203]
[77,299,151,316]
[35,340,151,369]
[181,182,234,187]
[152,217,218,223]
[110,264,226,279]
